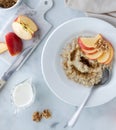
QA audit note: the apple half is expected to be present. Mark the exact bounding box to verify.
[12,15,38,40]
[5,32,23,56]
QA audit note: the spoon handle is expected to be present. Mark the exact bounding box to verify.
[66,88,93,127]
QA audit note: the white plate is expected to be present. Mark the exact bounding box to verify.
[41,17,116,107]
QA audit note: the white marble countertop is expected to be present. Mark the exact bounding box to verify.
[0,0,116,130]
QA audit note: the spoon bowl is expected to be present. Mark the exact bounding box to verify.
[99,68,111,85]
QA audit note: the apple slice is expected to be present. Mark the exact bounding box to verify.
[78,34,102,49]
[0,42,8,54]
[12,15,38,40]
[104,44,114,64]
[81,47,97,54]
[97,50,110,63]
[85,50,103,60]
[78,37,94,50]
[5,32,23,56]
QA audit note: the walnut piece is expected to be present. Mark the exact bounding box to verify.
[32,109,51,122]
[32,112,42,122]
[42,109,51,119]
[95,39,109,51]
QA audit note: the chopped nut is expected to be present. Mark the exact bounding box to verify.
[95,39,109,51]
[32,109,52,122]
[42,109,51,119]
[32,112,42,122]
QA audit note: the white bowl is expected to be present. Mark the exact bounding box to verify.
[0,0,23,12]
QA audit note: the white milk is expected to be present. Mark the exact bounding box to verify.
[12,79,34,108]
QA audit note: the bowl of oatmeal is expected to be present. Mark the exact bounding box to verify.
[61,35,113,87]
[41,17,116,107]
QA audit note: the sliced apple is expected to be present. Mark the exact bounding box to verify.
[78,37,94,50]
[97,50,110,64]
[0,42,8,54]
[5,32,23,56]
[12,15,38,40]
[78,34,102,49]
[104,44,114,64]
[81,47,97,54]
[85,50,103,60]
[78,33,114,64]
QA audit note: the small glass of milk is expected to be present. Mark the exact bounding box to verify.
[11,78,35,113]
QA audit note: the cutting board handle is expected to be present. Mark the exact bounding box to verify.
[36,0,53,17]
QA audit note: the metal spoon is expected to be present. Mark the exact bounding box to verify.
[64,68,111,128]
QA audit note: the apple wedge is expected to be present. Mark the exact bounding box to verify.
[78,34,102,49]
[5,32,23,56]
[85,50,103,60]
[12,15,38,40]
[0,42,8,54]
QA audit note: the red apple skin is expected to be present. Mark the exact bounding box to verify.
[5,32,23,56]
[78,37,95,50]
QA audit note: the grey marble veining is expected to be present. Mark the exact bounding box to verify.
[0,0,116,130]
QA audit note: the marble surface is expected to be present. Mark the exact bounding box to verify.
[0,0,116,130]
